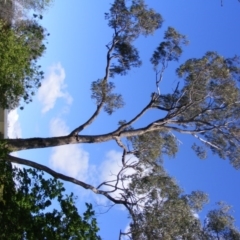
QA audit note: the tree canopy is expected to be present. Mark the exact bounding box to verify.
[126,164,240,239]
[0,0,54,23]
[0,16,47,109]
[15,0,54,13]
[1,0,240,239]
[0,0,51,110]
[0,159,101,239]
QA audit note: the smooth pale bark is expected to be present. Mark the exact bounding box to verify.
[5,125,161,152]
[7,154,129,206]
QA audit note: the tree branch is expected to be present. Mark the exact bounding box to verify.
[6,154,129,206]
[192,134,221,150]
[115,97,155,133]
[70,101,104,136]
[69,33,119,136]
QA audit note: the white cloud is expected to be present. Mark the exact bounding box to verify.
[121,224,131,240]
[49,117,89,180]
[99,150,123,183]
[38,63,73,113]
[48,118,138,205]
[95,150,137,204]
[50,144,89,180]
[8,109,22,138]
[99,150,137,184]
[193,211,200,219]
[7,109,22,167]
[50,117,69,136]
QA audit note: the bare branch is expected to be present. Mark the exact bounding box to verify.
[116,98,155,133]
[6,154,129,206]
[192,134,221,150]
[70,33,119,136]
[114,136,128,152]
[162,125,214,135]
[70,101,104,136]
[155,58,168,95]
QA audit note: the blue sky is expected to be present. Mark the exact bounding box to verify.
[7,0,240,239]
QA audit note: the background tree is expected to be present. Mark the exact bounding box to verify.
[0,0,14,24]
[202,202,240,239]
[124,163,240,239]
[0,158,101,239]
[0,16,47,109]
[14,0,54,13]
[0,0,54,23]
[1,0,240,239]
[0,0,51,109]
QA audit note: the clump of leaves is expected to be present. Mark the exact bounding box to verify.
[203,202,240,239]
[128,130,178,164]
[0,18,47,109]
[91,79,124,114]
[151,27,189,70]
[0,163,101,239]
[105,0,163,77]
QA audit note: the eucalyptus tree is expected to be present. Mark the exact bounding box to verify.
[123,163,240,239]
[1,0,240,239]
[202,202,240,240]
[0,15,47,109]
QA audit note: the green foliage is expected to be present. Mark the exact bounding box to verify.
[149,50,240,168]
[0,18,47,109]
[128,165,204,239]
[16,0,54,13]
[151,27,189,70]
[127,165,240,240]
[192,143,207,159]
[106,0,163,40]
[91,79,124,114]
[0,162,101,240]
[175,52,240,168]
[183,191,209,212]
[0,141,10,160]
[128,130,178,164]
[110,40,141,76]
[203,202,240,239]
[105,0,163,77]
[0,142,10,204]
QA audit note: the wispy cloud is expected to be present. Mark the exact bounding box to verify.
[121,224,131,240]
[95,150,137,204]
[99,150,137,186]
[38,63,72,113]
[7,109,22,164]
[49,117,69,136]
[49,118,89,180]
[8,109,22,138]
[50,145,89,180]
[99,150,123,183]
